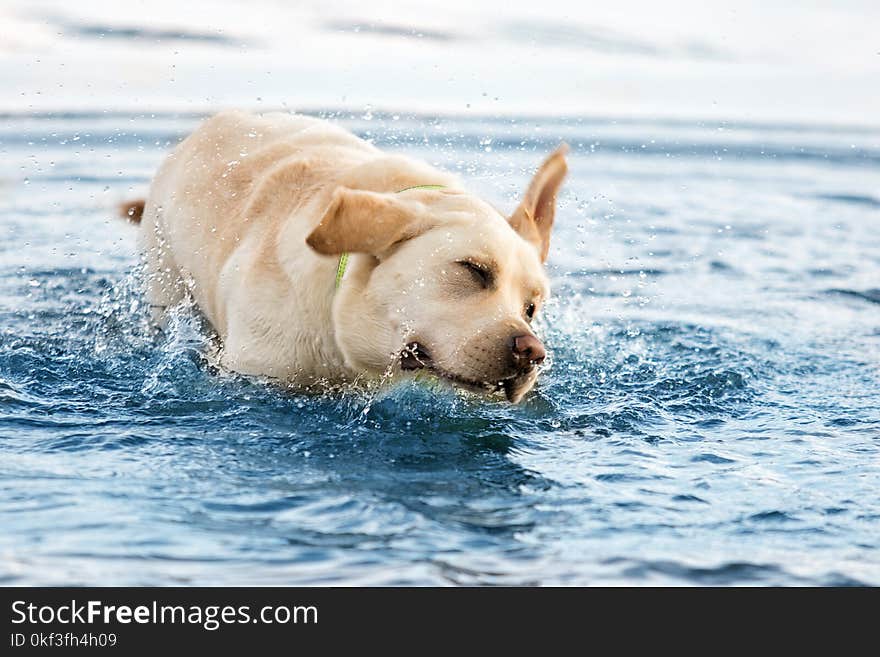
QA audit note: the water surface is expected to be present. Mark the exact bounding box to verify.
[1,111,878,585]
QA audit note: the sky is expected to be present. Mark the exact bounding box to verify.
[1,0,878,125]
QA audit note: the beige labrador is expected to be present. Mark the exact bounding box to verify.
[126,110,567,402]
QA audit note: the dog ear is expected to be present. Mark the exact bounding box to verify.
[508,144,568,262]
[306,188,431,256]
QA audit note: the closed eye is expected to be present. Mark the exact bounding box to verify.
[456,260,493,289]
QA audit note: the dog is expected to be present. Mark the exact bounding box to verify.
[122,110,567,402]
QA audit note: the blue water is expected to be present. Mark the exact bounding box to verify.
[1,111,879,585]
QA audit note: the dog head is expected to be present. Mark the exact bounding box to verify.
[306,145,568,402]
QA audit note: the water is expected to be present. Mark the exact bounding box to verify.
[1,111,879,585]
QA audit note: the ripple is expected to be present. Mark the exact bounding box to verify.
[690,452,736,464]
[815,193,880,209]
[615,559,800,585]
[748,511,798,523]
[826,289,880,305]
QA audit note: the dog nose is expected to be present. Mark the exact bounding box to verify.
[511,334,546,367]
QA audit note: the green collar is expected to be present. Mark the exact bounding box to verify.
[335,184,445,290]
[334,252,350,289]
